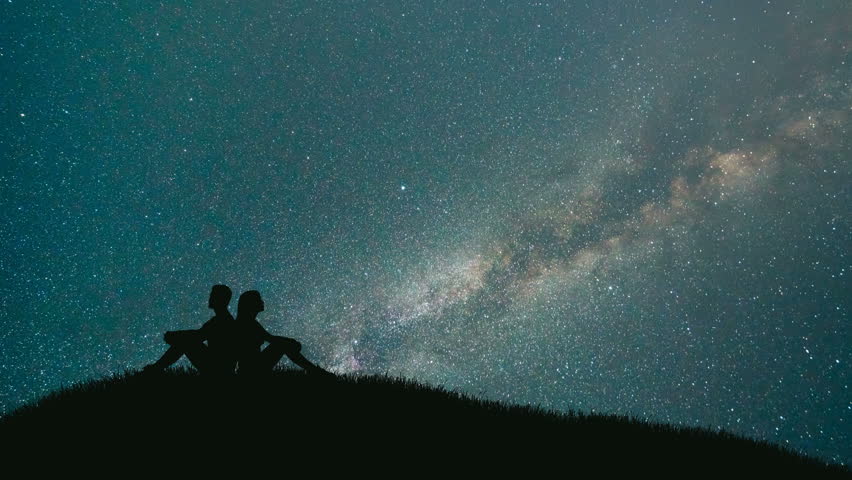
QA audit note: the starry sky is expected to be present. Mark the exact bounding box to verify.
[1,0,850,464]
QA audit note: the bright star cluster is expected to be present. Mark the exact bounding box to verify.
[1,1,849,464]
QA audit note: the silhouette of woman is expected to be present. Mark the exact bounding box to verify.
[233,290,332,376]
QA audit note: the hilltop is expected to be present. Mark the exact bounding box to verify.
[1,368,847,476]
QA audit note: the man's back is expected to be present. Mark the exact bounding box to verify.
[201,313,237,371]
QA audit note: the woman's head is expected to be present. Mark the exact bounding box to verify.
[237,290,265,317]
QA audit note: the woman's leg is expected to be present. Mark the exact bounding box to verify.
[262,337,333,375]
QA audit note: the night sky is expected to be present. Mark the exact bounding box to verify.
[2,1,850,464]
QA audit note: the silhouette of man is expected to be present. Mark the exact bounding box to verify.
[143,284,236,375]
[234,290,332,376]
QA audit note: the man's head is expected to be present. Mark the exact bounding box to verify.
[238,290,265,317]
[208,284,232,309]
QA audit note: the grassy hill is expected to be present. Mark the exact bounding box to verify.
[1,368,847,476]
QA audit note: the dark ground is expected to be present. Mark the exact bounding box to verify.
[1,368,848,476]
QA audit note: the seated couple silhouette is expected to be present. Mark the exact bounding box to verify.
[144,285,332,377]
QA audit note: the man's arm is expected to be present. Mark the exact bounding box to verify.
[164,328,203,345]
[197,320,212,342]
[163,319,211,345]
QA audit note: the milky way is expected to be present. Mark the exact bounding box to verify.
[1,1,849,464]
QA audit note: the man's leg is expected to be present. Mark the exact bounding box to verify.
[145,346,183,371]
[145,330,213,373]
[144,330,198,372]
[180,340,213,373]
